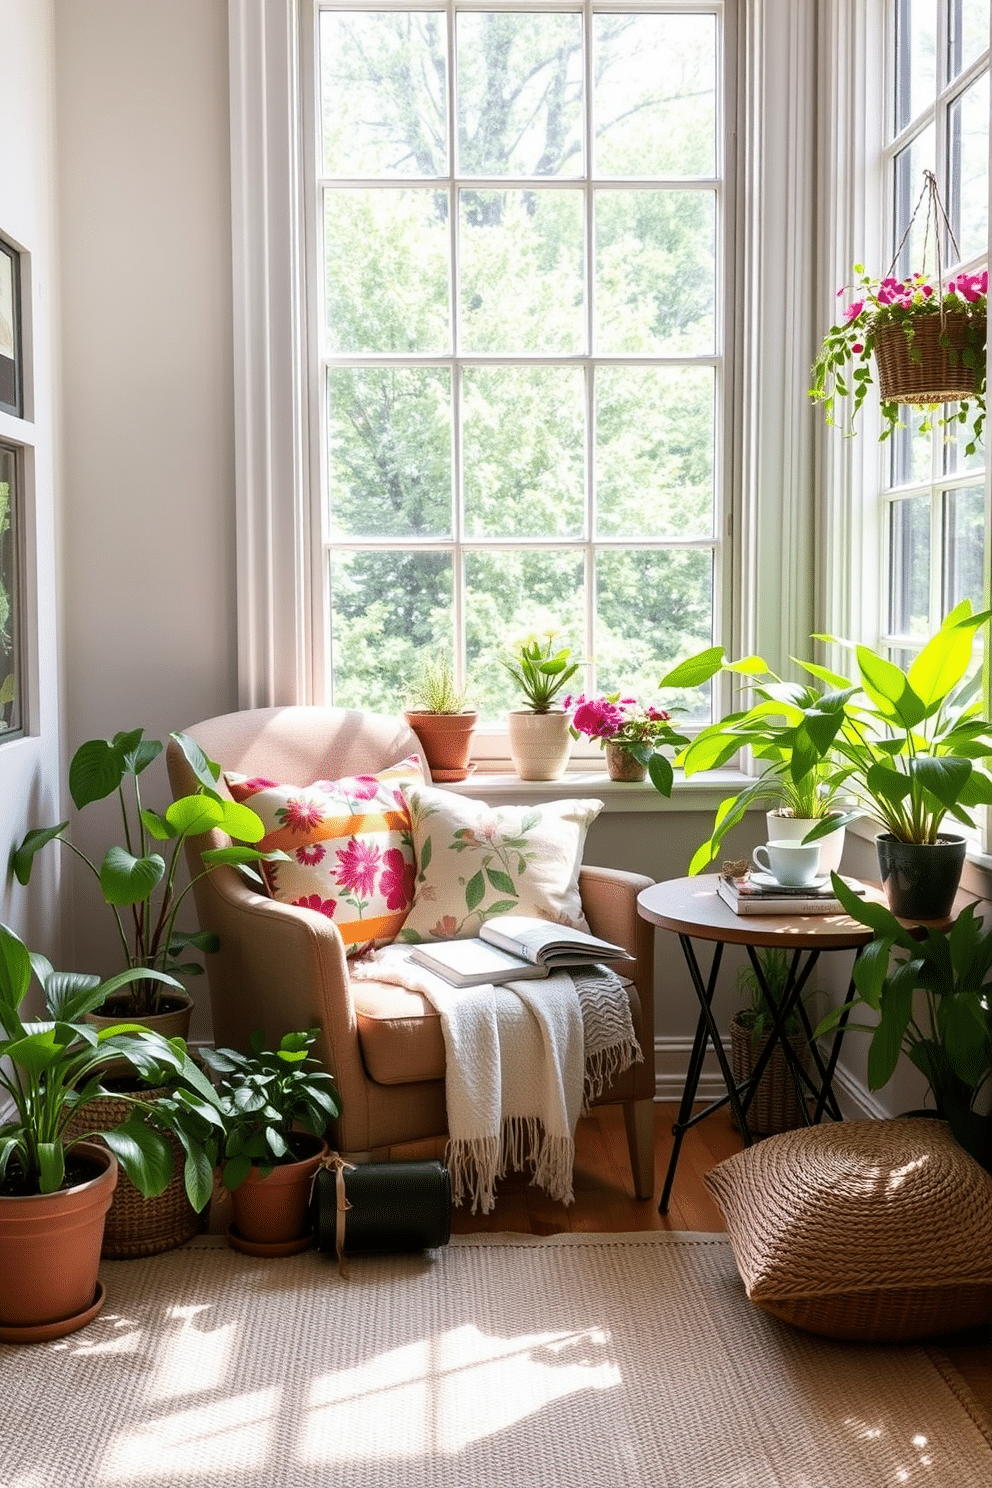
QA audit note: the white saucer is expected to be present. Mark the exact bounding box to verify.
[750,870,829,891]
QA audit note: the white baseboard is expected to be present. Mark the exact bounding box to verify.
[649,1037,885,1120]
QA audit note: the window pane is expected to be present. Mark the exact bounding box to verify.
[462,366,584,538]
[895,0,937,132]
[456,12,583,177]
[594,189,715,355]
[330,550,453,711]
[0,443,20,738]
[596,549,714,723]
[888,496,931,635]
[593,13,716,178]
[324,188,450,352]
[943,484,986,611]
[326,368,452,538]
[949,0,991,79]
[894,125,936,274]
[458,188,584,353]
[464,551,584,716]
[944,406,985,472]
[889,404,933,487]
[319,12,449,177]
[596,366,714,538]
[948,71,990,263]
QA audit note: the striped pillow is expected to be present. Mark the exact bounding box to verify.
[225,756,424,955]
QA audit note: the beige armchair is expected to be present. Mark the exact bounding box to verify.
[167,706,657,1199]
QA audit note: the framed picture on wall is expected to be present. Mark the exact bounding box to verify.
[0,236,22,418]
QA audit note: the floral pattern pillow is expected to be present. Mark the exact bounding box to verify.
[225,756,424,954]
[397,783,603,942]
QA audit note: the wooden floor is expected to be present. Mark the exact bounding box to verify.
[450,1100,992,1428]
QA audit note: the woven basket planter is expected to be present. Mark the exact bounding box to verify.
[66,1089,202,1258]
[730,1015,811,1136]
[872,312,986,406]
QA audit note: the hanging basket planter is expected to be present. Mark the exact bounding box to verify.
[810,170,987,444]
[872,312,986,407]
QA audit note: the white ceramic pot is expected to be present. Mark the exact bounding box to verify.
[507,710,571,781]
[765,812,845,876]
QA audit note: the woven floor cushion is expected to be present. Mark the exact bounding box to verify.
[704,1118,992,1341]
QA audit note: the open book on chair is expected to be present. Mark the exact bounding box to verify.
[408,914,634,988]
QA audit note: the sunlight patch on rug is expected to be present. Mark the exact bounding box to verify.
[302,1323,621,1460]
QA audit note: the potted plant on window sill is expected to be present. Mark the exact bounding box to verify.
[566,691,687,789]
[403,656,478,783]
[0,923,223,1341]
[501,630,580,781]
[12,729,279,1036]
[201,1029,340,1256]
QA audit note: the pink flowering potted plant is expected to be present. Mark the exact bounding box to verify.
[809,263,986,448]
[567,693,687,790]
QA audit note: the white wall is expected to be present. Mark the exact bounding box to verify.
[54,0,238,1015]
[0,0,63,961]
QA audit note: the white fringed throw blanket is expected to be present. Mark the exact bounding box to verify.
[352,946,640,1213]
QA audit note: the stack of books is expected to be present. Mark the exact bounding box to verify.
[716,872,866,916]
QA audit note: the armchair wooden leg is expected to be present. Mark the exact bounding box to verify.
[623,1097,656,1200]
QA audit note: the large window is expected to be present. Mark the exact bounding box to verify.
[880,0,989,663]
[311,2,731,729]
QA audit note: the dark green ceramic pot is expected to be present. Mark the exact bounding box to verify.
[875,833,966,921]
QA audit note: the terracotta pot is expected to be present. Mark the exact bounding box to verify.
[605,741,647,782]
[0,1142,117,1334]
[875,833,966,920]
[404,710,477,781]
[507,710,571,781]
[765,812,845,876]
[228,1135,328,1247]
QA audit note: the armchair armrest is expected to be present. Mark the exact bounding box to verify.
[578,864,656,1052]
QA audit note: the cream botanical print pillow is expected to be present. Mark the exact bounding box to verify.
[225,755,424,954]
[397,784,603,942]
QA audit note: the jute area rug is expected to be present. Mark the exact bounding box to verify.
[2,1232,990,1488]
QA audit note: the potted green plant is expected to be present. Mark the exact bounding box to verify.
[809,261,986,448]
[656,648,849,875]
[566,691,687,787]
[403,655,478,782]
[200,1029,340,1256]
[12,729,278,1033]
[502,630,580,781]
[730,948,818,1136]
[660,604,992,918]
[808,604,992,917]
[0,922,224,1341]
[820,876,992,1173]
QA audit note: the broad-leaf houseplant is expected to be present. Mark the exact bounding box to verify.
[0,922,224,1337]
[13,729,278,1026]
[820,876,992,1173]
[201,1028,340,1253]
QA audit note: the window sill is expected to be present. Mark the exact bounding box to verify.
[438,767,751,813]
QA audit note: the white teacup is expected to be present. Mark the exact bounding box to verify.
[752,838,822,887]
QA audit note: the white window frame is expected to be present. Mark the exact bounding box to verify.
[816,0,992,853]
[228,0,824,788]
